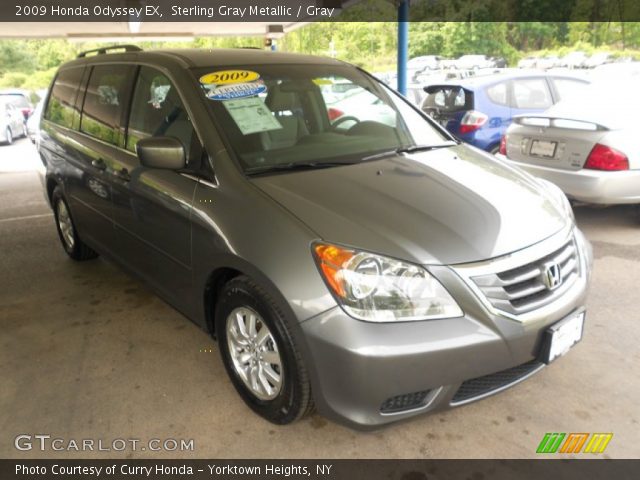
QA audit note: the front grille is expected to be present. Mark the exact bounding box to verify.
[451,360,543,405]
[471,238,580,315]
[380,390,431,414]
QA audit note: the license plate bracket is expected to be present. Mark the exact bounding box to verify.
[539,310,585,364]
[530,139,557,158]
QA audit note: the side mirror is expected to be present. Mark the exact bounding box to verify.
[136,137,185,170]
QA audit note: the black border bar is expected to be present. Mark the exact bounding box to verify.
[2,459,639,480]
[2,0,640,22]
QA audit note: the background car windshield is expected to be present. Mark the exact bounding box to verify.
[0,94,29,108]
[547,76,639,129]
[194,64,448,173]
[423,86,471,112]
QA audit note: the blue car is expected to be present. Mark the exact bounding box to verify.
[421,72,589,153]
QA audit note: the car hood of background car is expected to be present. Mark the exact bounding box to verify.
[252,145,568,265]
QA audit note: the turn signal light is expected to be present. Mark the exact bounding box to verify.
[313,244,353,298]
[584,144,629,171]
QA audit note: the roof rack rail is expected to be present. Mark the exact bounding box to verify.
[77,45,142,58]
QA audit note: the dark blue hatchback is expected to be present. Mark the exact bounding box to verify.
[420,72,589,153]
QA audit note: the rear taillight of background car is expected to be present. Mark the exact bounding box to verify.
[327,107,344,121]
[499,135,507,155]
[459,110,488,134]
[584,144,629,171]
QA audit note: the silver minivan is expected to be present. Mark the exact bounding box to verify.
[40,46,592,429]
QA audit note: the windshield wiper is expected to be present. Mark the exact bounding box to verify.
[396,141,458,154]
[362,142,459,162]
[246,161,354,176]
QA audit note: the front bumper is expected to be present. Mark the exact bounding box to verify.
[300,228,592,429]
[505,157,640,205]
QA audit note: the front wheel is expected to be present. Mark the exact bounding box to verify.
[3,127,12,145]
[52,186,99,261]
[215,276,313,424]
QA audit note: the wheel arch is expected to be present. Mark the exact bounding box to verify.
[200,254,317,352]
[203,266,242,337]
[46,176,60,207]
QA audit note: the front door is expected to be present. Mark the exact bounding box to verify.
[109,66,200,309]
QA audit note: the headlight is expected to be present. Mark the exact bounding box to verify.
[538,178,574,223]
[313,243,463,322]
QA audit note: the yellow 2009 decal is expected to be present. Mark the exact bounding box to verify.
[199,70,260,85]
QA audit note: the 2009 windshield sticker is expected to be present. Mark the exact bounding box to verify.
[199,70,260,86]
[206,82,267,100]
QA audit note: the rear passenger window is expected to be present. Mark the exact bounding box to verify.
[45,67,84,129]
[513,79,552,109]
[486,82,508,105]
[553,78,588,101]
[126,66,195,158]
[80,65,135,145]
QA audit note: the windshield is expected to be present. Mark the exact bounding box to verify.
[193,64,450,174]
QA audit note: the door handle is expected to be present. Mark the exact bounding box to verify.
[114,167,130,182]
[91,158,106,170]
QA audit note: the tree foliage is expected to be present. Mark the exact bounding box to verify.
[1,21,640,90]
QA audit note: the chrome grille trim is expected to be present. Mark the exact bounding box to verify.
[451,225,586,322]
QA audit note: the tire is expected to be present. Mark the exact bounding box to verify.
[22,123,28,138]
[215,275,313,424]
[52,186,99,261]
[490,145,500,155]
[3,127,12,145]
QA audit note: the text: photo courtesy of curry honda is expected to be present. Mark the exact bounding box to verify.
[39,45,592,429]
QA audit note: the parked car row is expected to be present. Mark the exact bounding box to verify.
[517,51,629,70]
[401,54,507,83]
[419,71,590,153]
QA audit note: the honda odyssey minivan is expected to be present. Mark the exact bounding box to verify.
[39,46,592,429]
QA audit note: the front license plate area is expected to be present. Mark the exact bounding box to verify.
[530,139,557,158]
[540,311,585,364]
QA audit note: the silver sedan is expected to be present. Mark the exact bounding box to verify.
[502,69,640,205]
[0,99,27,145]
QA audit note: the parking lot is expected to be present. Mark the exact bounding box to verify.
[1,137,639,459]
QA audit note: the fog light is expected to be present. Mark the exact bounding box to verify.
[380,390,430,414]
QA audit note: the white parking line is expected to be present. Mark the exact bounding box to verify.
[0,213,53,223]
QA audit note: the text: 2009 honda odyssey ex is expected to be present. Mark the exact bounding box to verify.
[40,46,592,428]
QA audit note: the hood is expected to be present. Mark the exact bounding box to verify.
[252,145,568,265]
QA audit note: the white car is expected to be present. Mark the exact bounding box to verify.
[537,56,561,70]
[584,52,614,69]
[0,99,27,145]
[518,57,538,69]
[27,97,46,145]
[326,88,396,129]
[456,55,494,70]
[561,51,588,69]
[502,75,640,205]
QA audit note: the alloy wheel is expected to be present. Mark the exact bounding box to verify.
[226,306,283,401]
[56,200,75,250]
